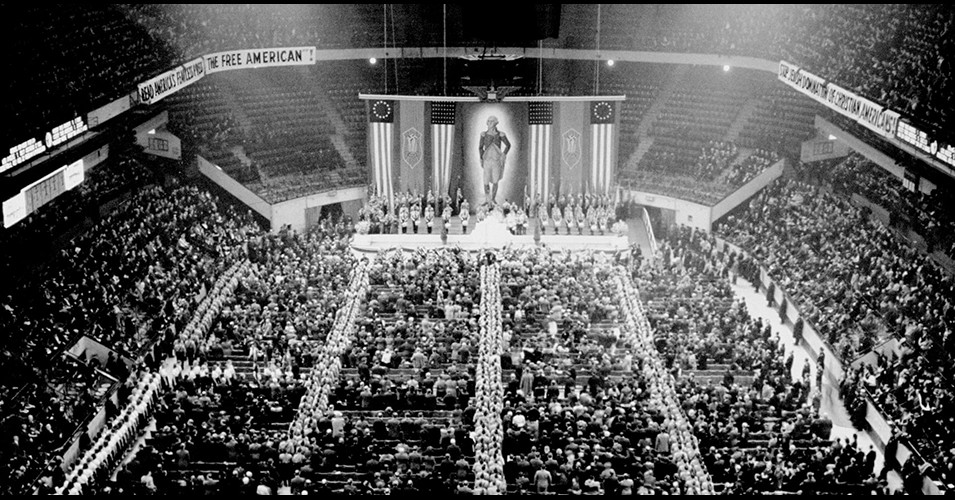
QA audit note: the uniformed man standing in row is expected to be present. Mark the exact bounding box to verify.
[460,198,470,234]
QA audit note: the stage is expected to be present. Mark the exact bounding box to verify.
[351,216,629,253]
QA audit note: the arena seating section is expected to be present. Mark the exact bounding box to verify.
[6,3,955,496]
[496,249,683,494]
[10,4,941,164]
[642,226,882,494]
[164,67,367,204]
[826,153,955,261]
[716,165,955,487]
[3,5,176,146]
[1,171,262,494]
[616,66,807,205]
[22,4,947,206]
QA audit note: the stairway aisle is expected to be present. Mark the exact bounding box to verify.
[727,276,889,479]
[315,92,360,169]
[722,98,761,143]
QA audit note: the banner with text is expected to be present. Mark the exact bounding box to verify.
[825,83,900,139]
[777,60,828,106]
[138,56,206,105]
[204,46,316,74]
[778,60,900,139]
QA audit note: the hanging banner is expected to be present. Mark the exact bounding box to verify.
[825,83,900,139]
[779,60,901,139]
[204,46,317,74]
[556,101,585,199]
[398,100,425,193]
[777,60,828,105]
[137,56,206,105]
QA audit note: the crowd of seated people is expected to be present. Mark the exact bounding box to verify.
[717,179,911,361]
[717,174,955,489]
[0,180,261,495]
[176,222,355,380]
[563,5,954,131]
[622,140,777,206]
[277,248,477,495]
[778,5,954,132]
[0,153,158,284]
[299,249,480,494]
[89,221,356,495]
[259,248,476,495]
[640,226,890,494]
[111,361,305,495]
[4,4,175,143]
[494,248,705,494]
[725,149,780,187]
[828,153,955,260]
[695,141,739,182]
[78,154,160,207]
[119,4,357,59]
[841,341,955,490]
[244,168,366,205]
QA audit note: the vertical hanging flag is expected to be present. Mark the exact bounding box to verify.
[590,101,615,195]
[528,102,553,202]
[430,102,456,197]
[399,101,425,193]
[369,99,395,208]
[557,101,586,196]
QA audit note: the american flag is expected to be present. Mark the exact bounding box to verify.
[431,102,455,197]
[529,102,553,202]
[590,101,614,195]
[369,99,395,208]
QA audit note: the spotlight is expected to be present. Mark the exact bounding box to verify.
[369,58,377,65]
[607,59,615,67]
[723,65,731,72]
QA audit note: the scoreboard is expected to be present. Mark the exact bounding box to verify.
[24,169,66,214]
[3,159,84,228]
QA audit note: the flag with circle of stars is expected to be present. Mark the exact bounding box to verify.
[590,101,615,194]
[370,100,394,123]
[590,101,614,124]
[369,99,396,209]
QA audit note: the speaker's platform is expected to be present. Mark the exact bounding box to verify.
[351,216,628,253]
